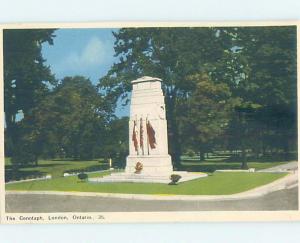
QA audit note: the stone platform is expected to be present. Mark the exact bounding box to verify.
[88,171,207,184]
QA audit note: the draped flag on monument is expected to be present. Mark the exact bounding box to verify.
[132,120,138,153]
[140,118,144,155]
[146,120,156,149]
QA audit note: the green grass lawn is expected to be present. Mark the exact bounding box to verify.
[5,158,108,181]
[180,155,287,172]
[5,171,287,195]
[5,155,290,183]
[181,161,286,172]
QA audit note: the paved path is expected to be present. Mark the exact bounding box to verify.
[5,187,298,212]
[258,161,298,172]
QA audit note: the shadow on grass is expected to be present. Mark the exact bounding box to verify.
[179,154,296,173]
[51,158,104,162]
[182,155,296,163]
[8,163,71,169]
[64,164,110,174]
[5,163,110,182]
[179,164,242,173]
[5,170,46,182]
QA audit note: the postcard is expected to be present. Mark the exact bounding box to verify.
[0,21,299,223]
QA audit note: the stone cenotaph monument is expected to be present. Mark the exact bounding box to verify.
[126,76,173,175]
[90,76,206,183]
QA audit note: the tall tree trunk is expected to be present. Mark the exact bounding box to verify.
[241,145,248,169]
[34,155,38,167]
[283,137,289,161]
[200,149,205,161]
[166,90,181,170]
[5,112,17,156]
[200,153,205,161]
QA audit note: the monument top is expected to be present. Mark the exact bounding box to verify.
[131,76,162,84]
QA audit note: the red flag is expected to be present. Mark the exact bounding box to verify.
[146,120,156,149]
[140,118,144,154]
[132,120,138,153]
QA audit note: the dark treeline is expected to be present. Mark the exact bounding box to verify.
[4,29,128,168]
[100,26,297,169]
[4,27,297,170]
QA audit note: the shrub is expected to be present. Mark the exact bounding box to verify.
[78,172,88,182]
[64,164,108,175]
[186,149,196,158]
[169,174,182,185]
[11,144,38,167]
[135,162,143,174]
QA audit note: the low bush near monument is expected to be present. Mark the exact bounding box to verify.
[169,174,182,185]
[78,173,88,182]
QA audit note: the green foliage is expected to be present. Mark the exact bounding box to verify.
[78,172,88,181]
[169,174,182,185]
[100,26,297,166]
[4,29,56,116]
[4,29,57,156]
[233,26,297,107]
[10,119,42,167]
[101,117,129,168]
[224,27,297,165]
[11,144,37,167]
[179,73,238,160]
[186,149,196,158]
[4,27,297,171]
[100,27,234,166]
[26,76,112,160]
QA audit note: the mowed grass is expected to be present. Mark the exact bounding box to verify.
[5,155,290,183]
[5,171,287,195]
[180,156,287,172]
[181,161,286,172]
[5,158,108,180]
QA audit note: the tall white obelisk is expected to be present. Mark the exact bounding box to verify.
[125,76,173,175]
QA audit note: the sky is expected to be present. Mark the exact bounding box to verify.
[42,28,129,117]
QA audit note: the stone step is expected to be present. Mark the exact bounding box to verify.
[90,178,170,183]
[100,171,192,179]
[88,172,207,184]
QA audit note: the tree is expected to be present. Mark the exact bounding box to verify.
[226,26,297,160]
[234,26,297,108]
[179,73,237,161]
[101,117,129,168]
[99,27,233,167]
[4,29,57,156]
[24,76,112,161]
[11,121,40,167]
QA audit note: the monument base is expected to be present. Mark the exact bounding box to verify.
[88,171,207,184]
[125,154,173,174]
[89,155,207,184]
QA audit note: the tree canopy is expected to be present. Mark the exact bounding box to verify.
[4,29,57,158]
[4,26,297,171]
[100,26,297,166]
